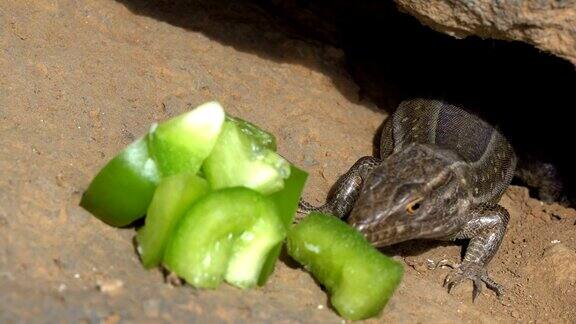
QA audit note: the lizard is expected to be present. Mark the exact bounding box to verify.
[298,98,519,300]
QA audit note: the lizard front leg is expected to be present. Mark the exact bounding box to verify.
[298,156,381,219]
[444,204,509,300]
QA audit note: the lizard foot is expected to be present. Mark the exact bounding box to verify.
[443,261,503,301]
[426,258,459,270]
[297,199,317,214]
[295,199,314,222]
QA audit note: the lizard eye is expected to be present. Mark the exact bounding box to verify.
[406,197,423,215]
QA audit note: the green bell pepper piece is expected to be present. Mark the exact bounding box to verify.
[227,116,277,151]
[257,165,308,285]
[148,101,225,177]
[80,136,160,227]
[82,101,225,226]
[163,187,285,289]
[287,213,404,321]
[202,119,290,195]
[136,173,210,268]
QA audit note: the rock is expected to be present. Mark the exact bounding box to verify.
[96,279,124,295]
[543,203,576,220]
[511,310,520,318]
[405,257,428,272]
[540,243,576,285]
[394,0,576,65]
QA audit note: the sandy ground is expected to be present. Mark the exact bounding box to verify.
[1,0,575,322]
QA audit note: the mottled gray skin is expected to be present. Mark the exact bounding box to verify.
[299,98,518,300]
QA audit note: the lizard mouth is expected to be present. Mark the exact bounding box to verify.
[348,210,412,247]
[351,221,413,248]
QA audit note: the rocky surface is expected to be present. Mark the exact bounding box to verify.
[394,0,576,64]
[1,0,575,322]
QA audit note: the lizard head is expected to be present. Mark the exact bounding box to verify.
[348,143,470,247]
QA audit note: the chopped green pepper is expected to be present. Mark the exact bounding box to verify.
[82,102,224,227]
[136,173,210,268]
[148,101,225,177]
[227,116,277,151]
[80,136,160,227]
[202,118,290,195]
[163,187,285,289]
[81,100,314,294]
[258,165,308,285]
[287,213,404,321]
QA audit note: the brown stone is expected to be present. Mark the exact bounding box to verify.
[541,243,576,285]
[394,0,576,64]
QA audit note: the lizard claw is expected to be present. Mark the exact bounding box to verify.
[297,199,316,214]
[295,199,315,222]
[427,259,459,270]
[443,262,503,301]
[296,199,333,222]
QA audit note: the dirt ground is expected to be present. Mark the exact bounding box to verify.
[1,0,575,322]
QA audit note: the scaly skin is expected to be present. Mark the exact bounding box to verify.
[299,98,517,300]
